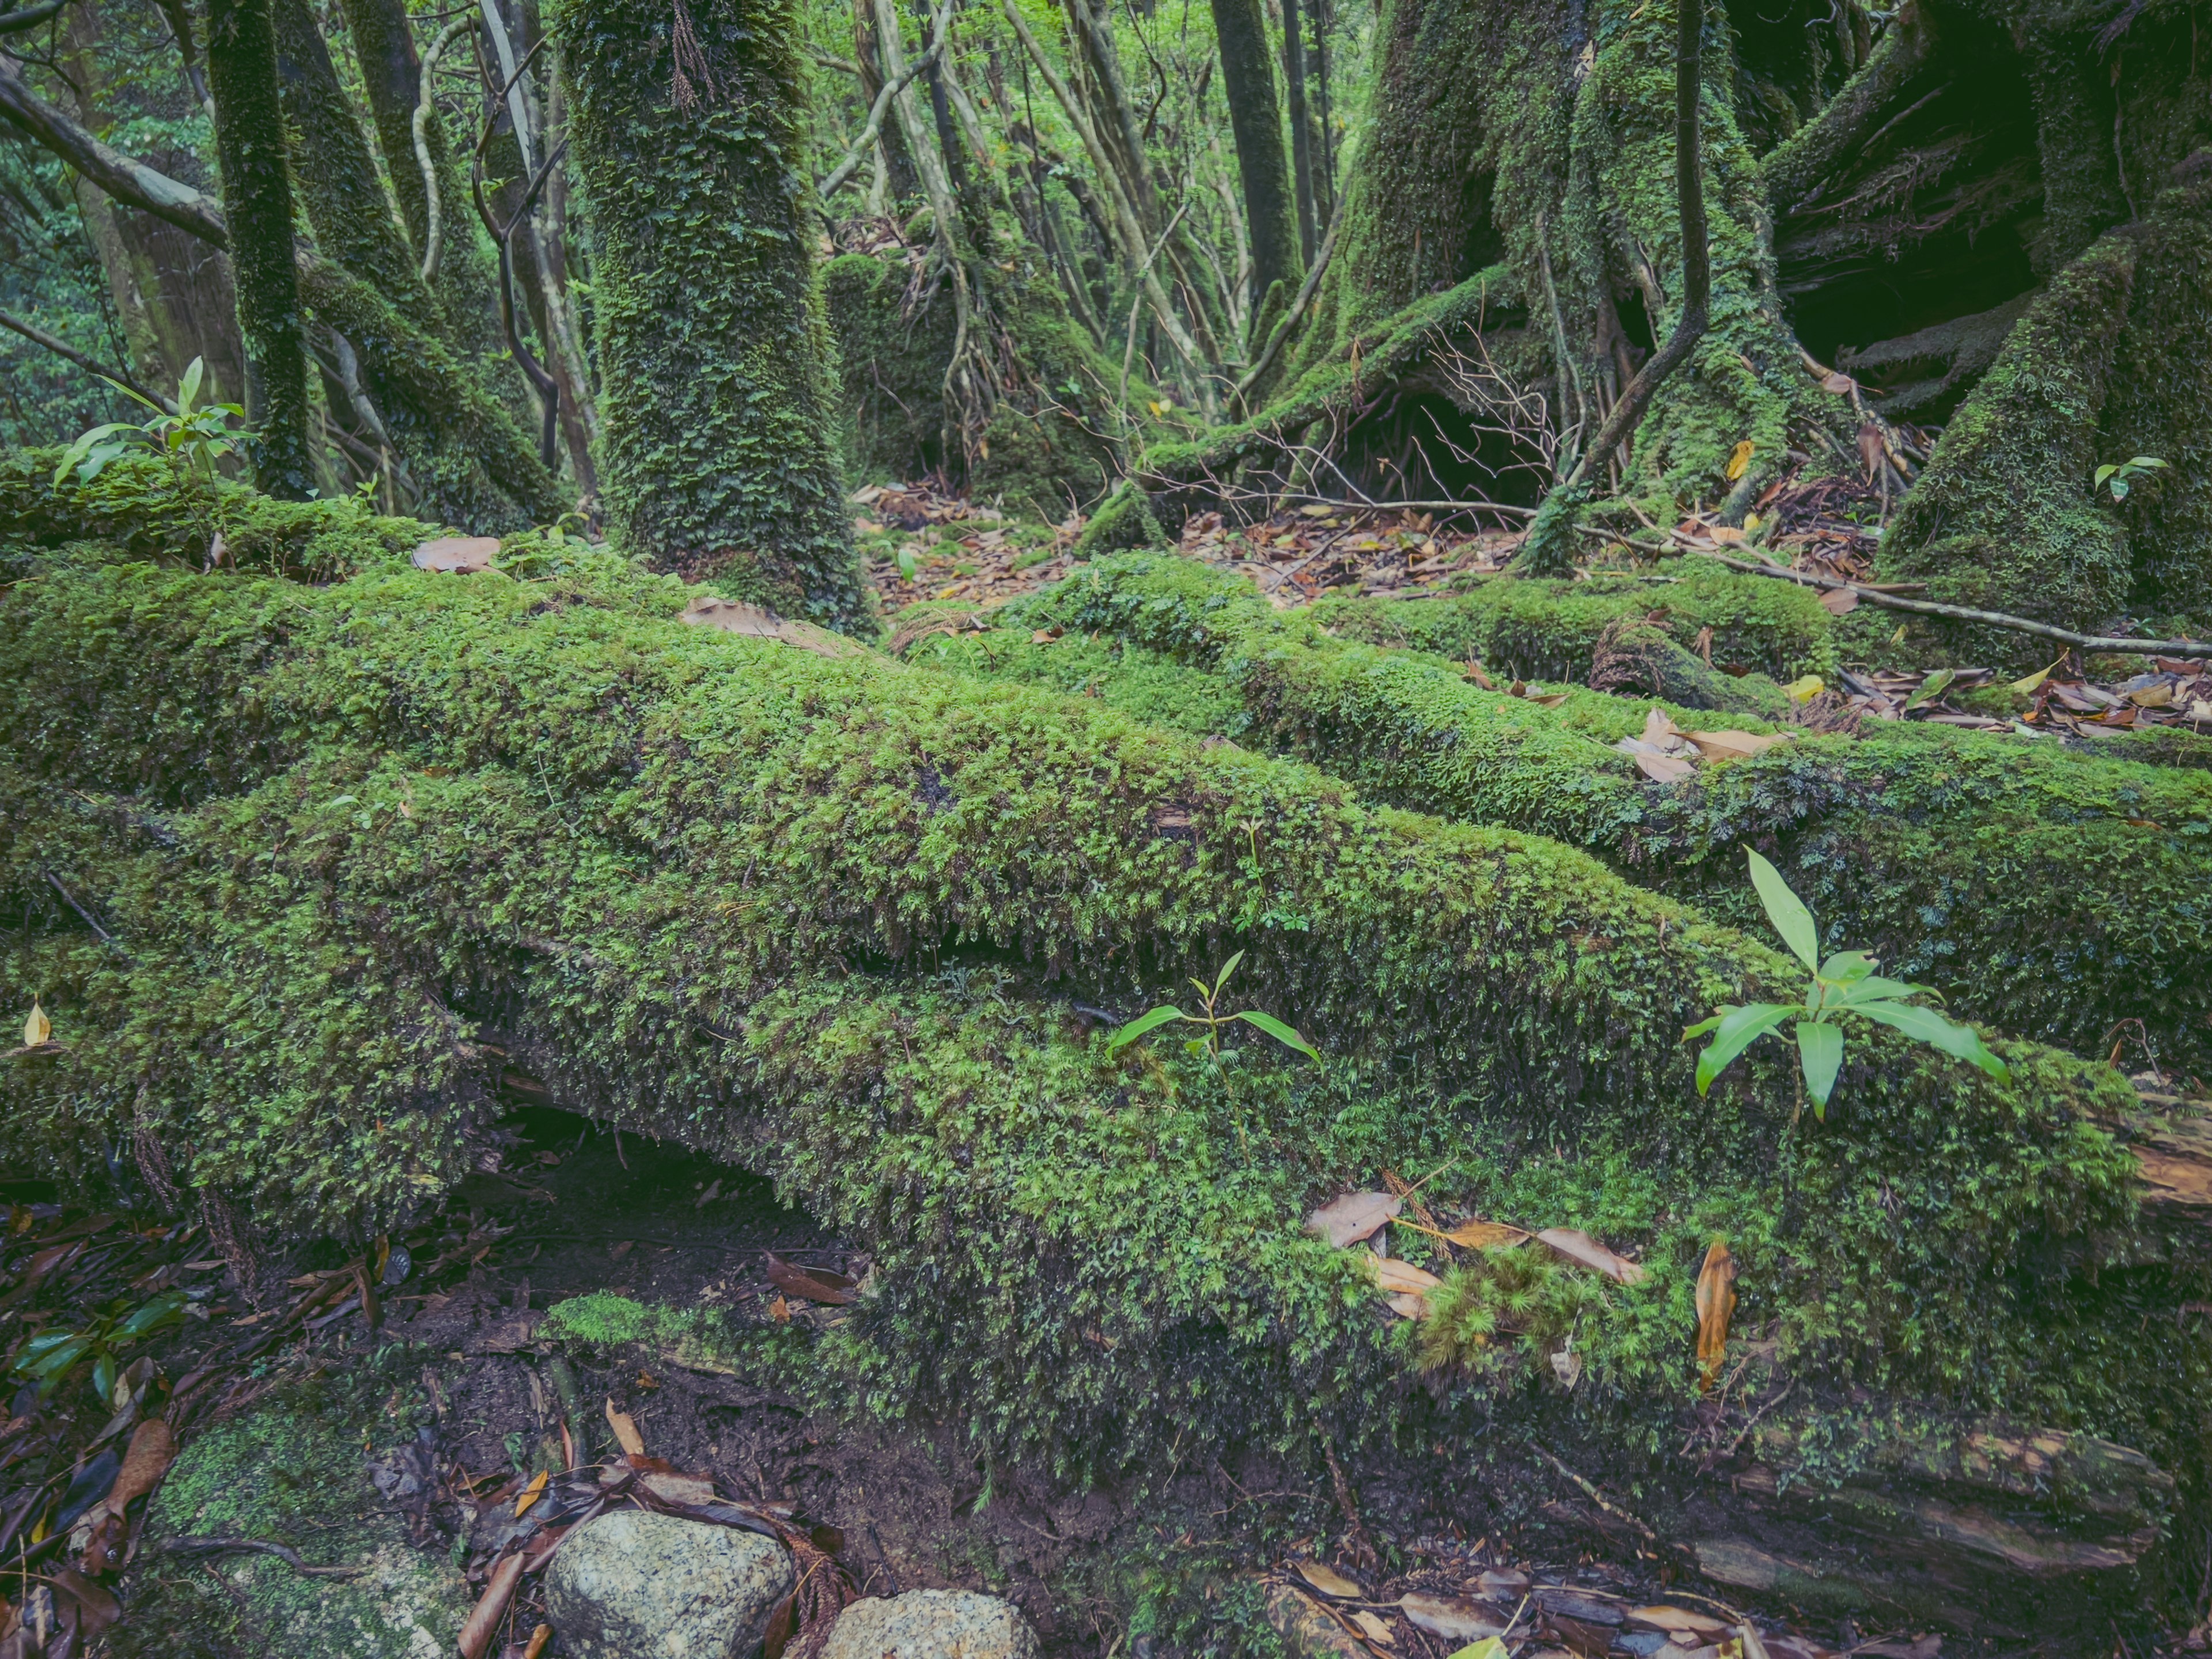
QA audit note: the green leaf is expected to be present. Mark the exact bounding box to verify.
[1232,1008,1320,1063]
[2111,478,2130,499]
[179,355,204,413]
[1681,1013,1724,1040]
[1819,951,1877,984]
[1746,850,1820,972]
[1105,1005,1187,1054]
[1796,1019,1843,1115]
[115,1291,185,1338]
[1694,1002,1798,1094]
[1832,974,1932,1006]
[2130,457,2167,470]
[1212,950,1245,999]
[52,425,128,486]
[22,1334,90,1382]
[1903,668,1956,712]
[90,1350,116,1408]
[2094,464,2119,485]
[1851,999,2009,1084]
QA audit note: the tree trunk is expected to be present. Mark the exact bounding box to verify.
[1280,0,1316,267]
[551,0,865,627]
[204,0,315,499]
[1208,0,1300,327]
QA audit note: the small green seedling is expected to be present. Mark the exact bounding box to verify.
[1685,850,2007,1117]
[2094,456,2166,501]
[11,1290,188,1404]
[52,357,244,488]
[1105,950,1321,1063]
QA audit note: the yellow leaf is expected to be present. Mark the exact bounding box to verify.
[2009,655,2067,695]
[1297,1560,1364,1599]
[604,1397,646,1457]
[515,1469,548,1516]
[23,1000,49,1048]
[1445,1642,1508,1659]
[1743,513,1762,535]
[1783,675,1825,704]
[1441,1218,1529,1249]
[1684,728,1793,760]
[1725,440,1755,481]
[1148,401,1164,417]
[1695,1237,1737,1389]
[1353,1611,1395,1645]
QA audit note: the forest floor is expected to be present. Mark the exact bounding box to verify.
[4,1109,1984,1659]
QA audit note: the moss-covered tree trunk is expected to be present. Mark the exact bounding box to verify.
[204,0,315,499]
[1209,0,1300,324]
[551,0,866,629]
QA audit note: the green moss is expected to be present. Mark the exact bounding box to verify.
[1074,480,1170,558]
[552,0,865,626]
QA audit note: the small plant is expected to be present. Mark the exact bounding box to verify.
[1685,850,2006,1117]
[2095,456,2166,501]
[51,357,244,488]
[1105,950,1321,1063]
[11,1290,188,1404]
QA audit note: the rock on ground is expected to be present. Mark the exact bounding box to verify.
[823,1589,1041,1659]
[546,1509,793,1659]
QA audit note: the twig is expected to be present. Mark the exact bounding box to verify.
[161,1537,363,1578]
[413,16,475,285]
[1230,192,1345,414]
[1533,1446,1658,1543]
[1700,551,2212,658]
[818,31,944,200]
[41,869,123,951]
[1263,491,1536,520]
[0,308,177,415]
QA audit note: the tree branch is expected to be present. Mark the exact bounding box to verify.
[0,1,69,35]
[0,54,230,245]
[0,306,178,414]
[818,32,940,201]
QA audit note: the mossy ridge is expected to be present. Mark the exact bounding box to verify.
[921,555,2212,1070]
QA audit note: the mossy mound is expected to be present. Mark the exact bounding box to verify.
[907,554,2212,1073]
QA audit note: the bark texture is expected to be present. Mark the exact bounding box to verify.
[1209,0,1300,319]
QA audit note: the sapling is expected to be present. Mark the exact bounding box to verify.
[1105,950,1320,1063]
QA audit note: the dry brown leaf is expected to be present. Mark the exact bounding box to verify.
[1297,1560,1365,1599]
[1537,1227,1647,1285]
[514,1468,548,1517]
[524,1626,553,1659]
[1397,1594,1508,1643]
[1384,1291,1431,1320]
[22,1001,49,1049]
[1627,1605,1734,1638]
[641,1469,716,1506]
[604,1397,646,1457]
[458,1553,525,1659]
[1684,729,1791,760]
[1442,1218,1529,1249]
[1633,750,1697,784]
[109,1417,175,1510]
[1367,1256,1444,1295]
[1695,1237,1737,1389]
[1529,692,1571,708]
[1709,524,1747,544]
[766,1253,857,1305]
[1306,1191,1403,1248]
[1817,586,1859,615]
[1352,1611,1395,1644]
[1643,707,1685,748]
[412,536,500,573]
[1858,422,1886,480]
[679,596,869,658]
[1820,371,1857,395]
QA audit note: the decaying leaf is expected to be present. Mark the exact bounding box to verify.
[1725,441,1756,481]
[458,1552,526,1659]
[1820,371,1856,395]
[524,1626,553,1659]
[1695,1237,1737,1389]
[1816,586,1859,615]
[515,1468,548,1516]
[411,536,501,573]
[1307,1191,1403,1248]
[680,596,870,659]
[1367,1256,1444,1296]
[1537,1227,1647,1285]
[1684,729,1792,760]
[766,1253,858,1305]
[1783,675,1825,704]
[1633,750,1695,783]
[1398,1594,1508,1643]
[1297,1559,1365,1599]
[1627,1605,1733,1638]
[604,1397,646,1457]
[23,1000,49,1048]
[641,1469,716,1506]
[108,1417,175,1510]
[1550,1344,1583,1388]
[1441,1218,1529,1249]
[1352,1610,1395,1644]
[1857,422,1885,479]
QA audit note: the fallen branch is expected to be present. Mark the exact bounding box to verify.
[0,308,177,415]
[161,1536,364,1578]
[1701,551,2212,659]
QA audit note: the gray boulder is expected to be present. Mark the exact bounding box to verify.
[823,1590,1040,1659]
[546,1509,793,1659]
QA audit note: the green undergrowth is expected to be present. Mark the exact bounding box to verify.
[908,554,2212,1072]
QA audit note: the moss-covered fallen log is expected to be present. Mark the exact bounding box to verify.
[5,512,2209,1630]
[902,555,2212,1074]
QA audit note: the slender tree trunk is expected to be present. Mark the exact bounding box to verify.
[204,0,315,498]
[853,0,922,205]
[1281,0,1315,266]
[551,0,864,627]
[1208,0,1299,324]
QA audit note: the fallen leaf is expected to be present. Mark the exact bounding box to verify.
[1857,422,1885,480]
[1537,1227,1647,1285]
[1399,1594,1508,1643]
[1529,692,1571,708]
[1725,441,1755,482]
[1632,750,1697,784]
[1551,1345,1583,1388]
[1642,707,1685,749]
[2131,681,2175,707]
[1476,1569,1531,1597]
[679,596,869,658]
[1820,371,1856,395]
[515,1469,548,1516]
[1385,1291,1431,1319]
[641,1469,715,1506]
[1695,1237,1737,1389]
[1367,1256,1444,1296]
[1627,1606,1734,1638]
[1307,1191,1403,1248]
[1464,660,1497,690]
[459,1552,526,1658]
[604,1398,645,1457]
[1783,675,1825,704]
[1442,1218,1529,1249]
[524,1626,553,1659]
[1709,524,1747,544]
[1353,1611,1396,1644]
[769,1294,791,1321]
[1816,586,1858,615]
[1684,729,1791,760]
[1902,668,1956,713]
[109,1418,175,1510]
[1444,1642,1508,1659]
[1032,628,1061,645]
[609,1240,634,1260]
[2009,656,2067,695]
[23,1001,48,1048]
[1297,1560,1365,1598]
[412,536,500,573]
[765,1253,857,1305]
[695,1178,721,1208]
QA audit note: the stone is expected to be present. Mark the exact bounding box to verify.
[823,1589,1041,1659]
[546,1510,792,1659]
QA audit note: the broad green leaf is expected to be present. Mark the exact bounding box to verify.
[1681,1013,1724,1040]
[1746,850,1819,971]
[179,355,204,412]
[1796,1019,1843,1114]
[1212,950,1245,998]
[1903,668,1956,712]
[1851,999,2009,1083]
[99,375,164,415]
[2094,464,2118,485]
[1833,975,1933,1006]
[1694,1002,1798,1094]
[2010,654,2066,694]
[1105,1005,1186,1054]
[24,1334,89,1381]
[1232,1008,1320,1063]
[115,1291,184,1338]
[2130,457,2167,469]
[52,424,128,486]
[2111,478,2131,498]
[1819,950,1877,983]
[90,1350,116,1408]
